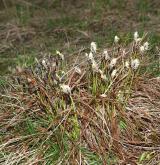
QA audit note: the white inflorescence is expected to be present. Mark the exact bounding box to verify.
[134,31,139,41]
[86,52,94,61]
[140,42,149,53]
[109,58,117,68]
[131,59,140,70]
[140,45,145,53]
[103,49,110,60]
[60,84,71,94]
[100,93,107,98]
[122,49,126,57]
[136,38,142,42]
[88,52,94,61]
[111,69,117,78]
[91,60,99,72]
[42,59,47,68]
[114,35,120,44]
[56,50,64,60]
[42,59,46,66]
[74,66,82,74]
[100,73,107,81]
[143,42,149,50]
[90,42,97,53]
[134,31,142,43]
[85,53,89,59]
[98,69,103,75]
[125,61,130,69]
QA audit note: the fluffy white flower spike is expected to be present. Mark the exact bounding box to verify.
[134,31,139,41]
[140,42,149,53]
[56,50,64,60]
[99,68,107,81]
[103,49,110,60]
[125,61,130,69]
[74,66,82,74]
[114,36,120,44]
[60,84,71,95]
[140,45,145,53]
[98,69,103,75]
[27,78,32,83]
[100,73,107,81]
[100,93,107,98]
[86,52,94,61]
[85,53,89,60]
[143,42,149,50]
[89,52,94,61]
[61,71,65,75]
[134,31,142,43]
[111,69,117,78]
[122,49,126,57]
[91,60,99,72]
[42,59,47,68]
[90,42,97,53]
[131,59,140,70]
[136,38,142,42]
[109,58,117,68]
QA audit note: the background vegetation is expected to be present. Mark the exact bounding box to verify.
[0,0,160,75]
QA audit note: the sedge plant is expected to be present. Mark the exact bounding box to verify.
[0,32,159,164]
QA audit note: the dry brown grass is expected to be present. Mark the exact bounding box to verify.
[0,37,160,164]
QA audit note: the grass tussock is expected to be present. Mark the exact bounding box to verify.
[0,33,160,164]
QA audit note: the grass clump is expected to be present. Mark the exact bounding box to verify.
[0,32,160,164]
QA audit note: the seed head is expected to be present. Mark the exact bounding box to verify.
[61,71,65,75]
[103,49,110,60]
[74,66,82,74]
[60,84,71,94]
[100,93,107,98]
[140,42,149,53]
[131,59,140,70]
[114,36,120,44]
[136,38,142,42]
[125,61,130,69]
[56,50,64,60]
[27,78,32,83]
[86,52,94,61]
[122,49,126,57]
[140,45,145,53]
[111,69,117,78]
[89,52,94,61]
[109,58,117,68]
[143,42,149,50]
[42,59,47,68]
[134,31,139,41]
[134,32,142,43]
[91,60,99,72]
[90,42,97,53]
[100,73,107,81]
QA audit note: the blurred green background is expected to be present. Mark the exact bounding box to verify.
[0,0,160,75]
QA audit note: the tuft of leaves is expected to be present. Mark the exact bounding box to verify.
[0,34,160,164]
